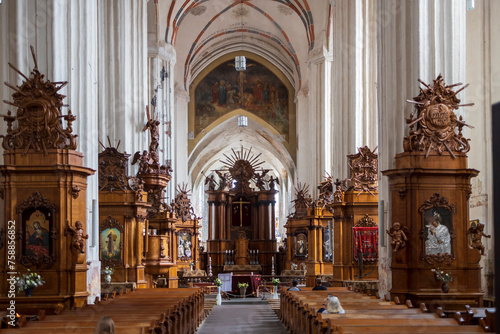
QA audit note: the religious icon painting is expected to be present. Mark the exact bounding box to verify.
[418,193,457,265]
[17,192,57,268]
[101,228,121,260]
[468,219,479,248]
[99,216,124,267]
[178,232,193,260]
[295,232,307,257]
[25,209,51,257]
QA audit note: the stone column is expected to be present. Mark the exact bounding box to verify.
[330,0,378,180]
[376,0,467,297]
[97,0,148,165]
[148,41,176,200]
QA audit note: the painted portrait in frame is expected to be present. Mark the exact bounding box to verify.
[99,216,124,267]
[178,232,192,259]
[295,233,307,257]
[101,228,121,260]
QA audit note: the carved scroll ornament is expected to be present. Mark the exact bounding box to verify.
[98,145,131,192]
[404,75,473,158]
[2,46,77,154]
[347,146,378,195]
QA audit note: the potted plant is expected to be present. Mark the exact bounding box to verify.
[431,268,453,293]
[101,266,114,284]
[15,269,45,297]
[238,282,249,298]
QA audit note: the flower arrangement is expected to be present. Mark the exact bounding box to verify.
[101,266,114,276]
[238,282,249,289]
[15,269,45,293]
[431,268,453,282]
[272,278,280,286]
[214,278,223,287]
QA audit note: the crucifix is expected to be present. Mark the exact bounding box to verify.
[234,198,251,227]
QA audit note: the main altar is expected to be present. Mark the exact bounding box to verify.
[204,147,278,276]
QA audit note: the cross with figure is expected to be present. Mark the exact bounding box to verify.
[234,198,251,227]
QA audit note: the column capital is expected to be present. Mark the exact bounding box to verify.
[148,41,177,64]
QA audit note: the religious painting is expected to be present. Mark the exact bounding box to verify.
[101,228,121,260]
[25,210,51,257]
[323,226,332,262]
[423,208,452,255]
[18,192,56,268]
[295,232,307,257]
[468,219,479,248]
[194,60,289,138]
[99,216,124,267]
[178,232,192,259]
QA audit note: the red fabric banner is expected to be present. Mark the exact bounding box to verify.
[352,227,379,262]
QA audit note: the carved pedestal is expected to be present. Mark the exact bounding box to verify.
[0,150,94,309]
[384,153,481,308]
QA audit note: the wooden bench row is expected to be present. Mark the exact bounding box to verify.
[1,288,204,334]
[280,288,487,334]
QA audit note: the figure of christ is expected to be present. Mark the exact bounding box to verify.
[106,230,116,256]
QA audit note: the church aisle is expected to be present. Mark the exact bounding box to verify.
[198,299,288,334]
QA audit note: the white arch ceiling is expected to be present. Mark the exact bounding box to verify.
[188,115,295,189]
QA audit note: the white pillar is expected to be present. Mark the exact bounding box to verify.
[148,42,176,199]
[174,89,190,188]
[376,0,467,298]
[97,0,148,163]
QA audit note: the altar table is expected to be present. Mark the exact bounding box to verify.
[230,275,261,296]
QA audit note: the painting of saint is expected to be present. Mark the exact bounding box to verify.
[178,233,192,259]
[194,59,289,138]
[424,209,452,255]
[101,228,121,260]
[25,210,50,257]
[295,233,307,257]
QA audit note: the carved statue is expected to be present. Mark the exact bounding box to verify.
[205,174,217,191]
[268,175,279,190]
[318,173,334,204]
[65,220,88,254]
[215,170,229,191]
[132,150,151,175]
[386,222,408,252]
[467,222,491,255]
[173,184,196,222]
[253,171,268,191]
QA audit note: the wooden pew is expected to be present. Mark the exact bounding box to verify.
[2,288,203,334]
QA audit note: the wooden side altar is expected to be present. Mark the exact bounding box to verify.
[383,76,483,309]
[329,147,379,288]
[0,49,94,309]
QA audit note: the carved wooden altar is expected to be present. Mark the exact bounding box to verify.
[98,145,151,289]
[205,147,278,276]
[383,76,482,309]
[329,147,379,287]
[0,48,94,309]
[284,183,333,286]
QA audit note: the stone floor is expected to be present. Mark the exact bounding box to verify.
[198,297,287,334]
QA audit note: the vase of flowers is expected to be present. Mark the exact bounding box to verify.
[432,268,452,293]
[272,278,280,299]
[15,269,45,297]
[215,278,223,305]
[238,282,249,298]
[101,266,114,284]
